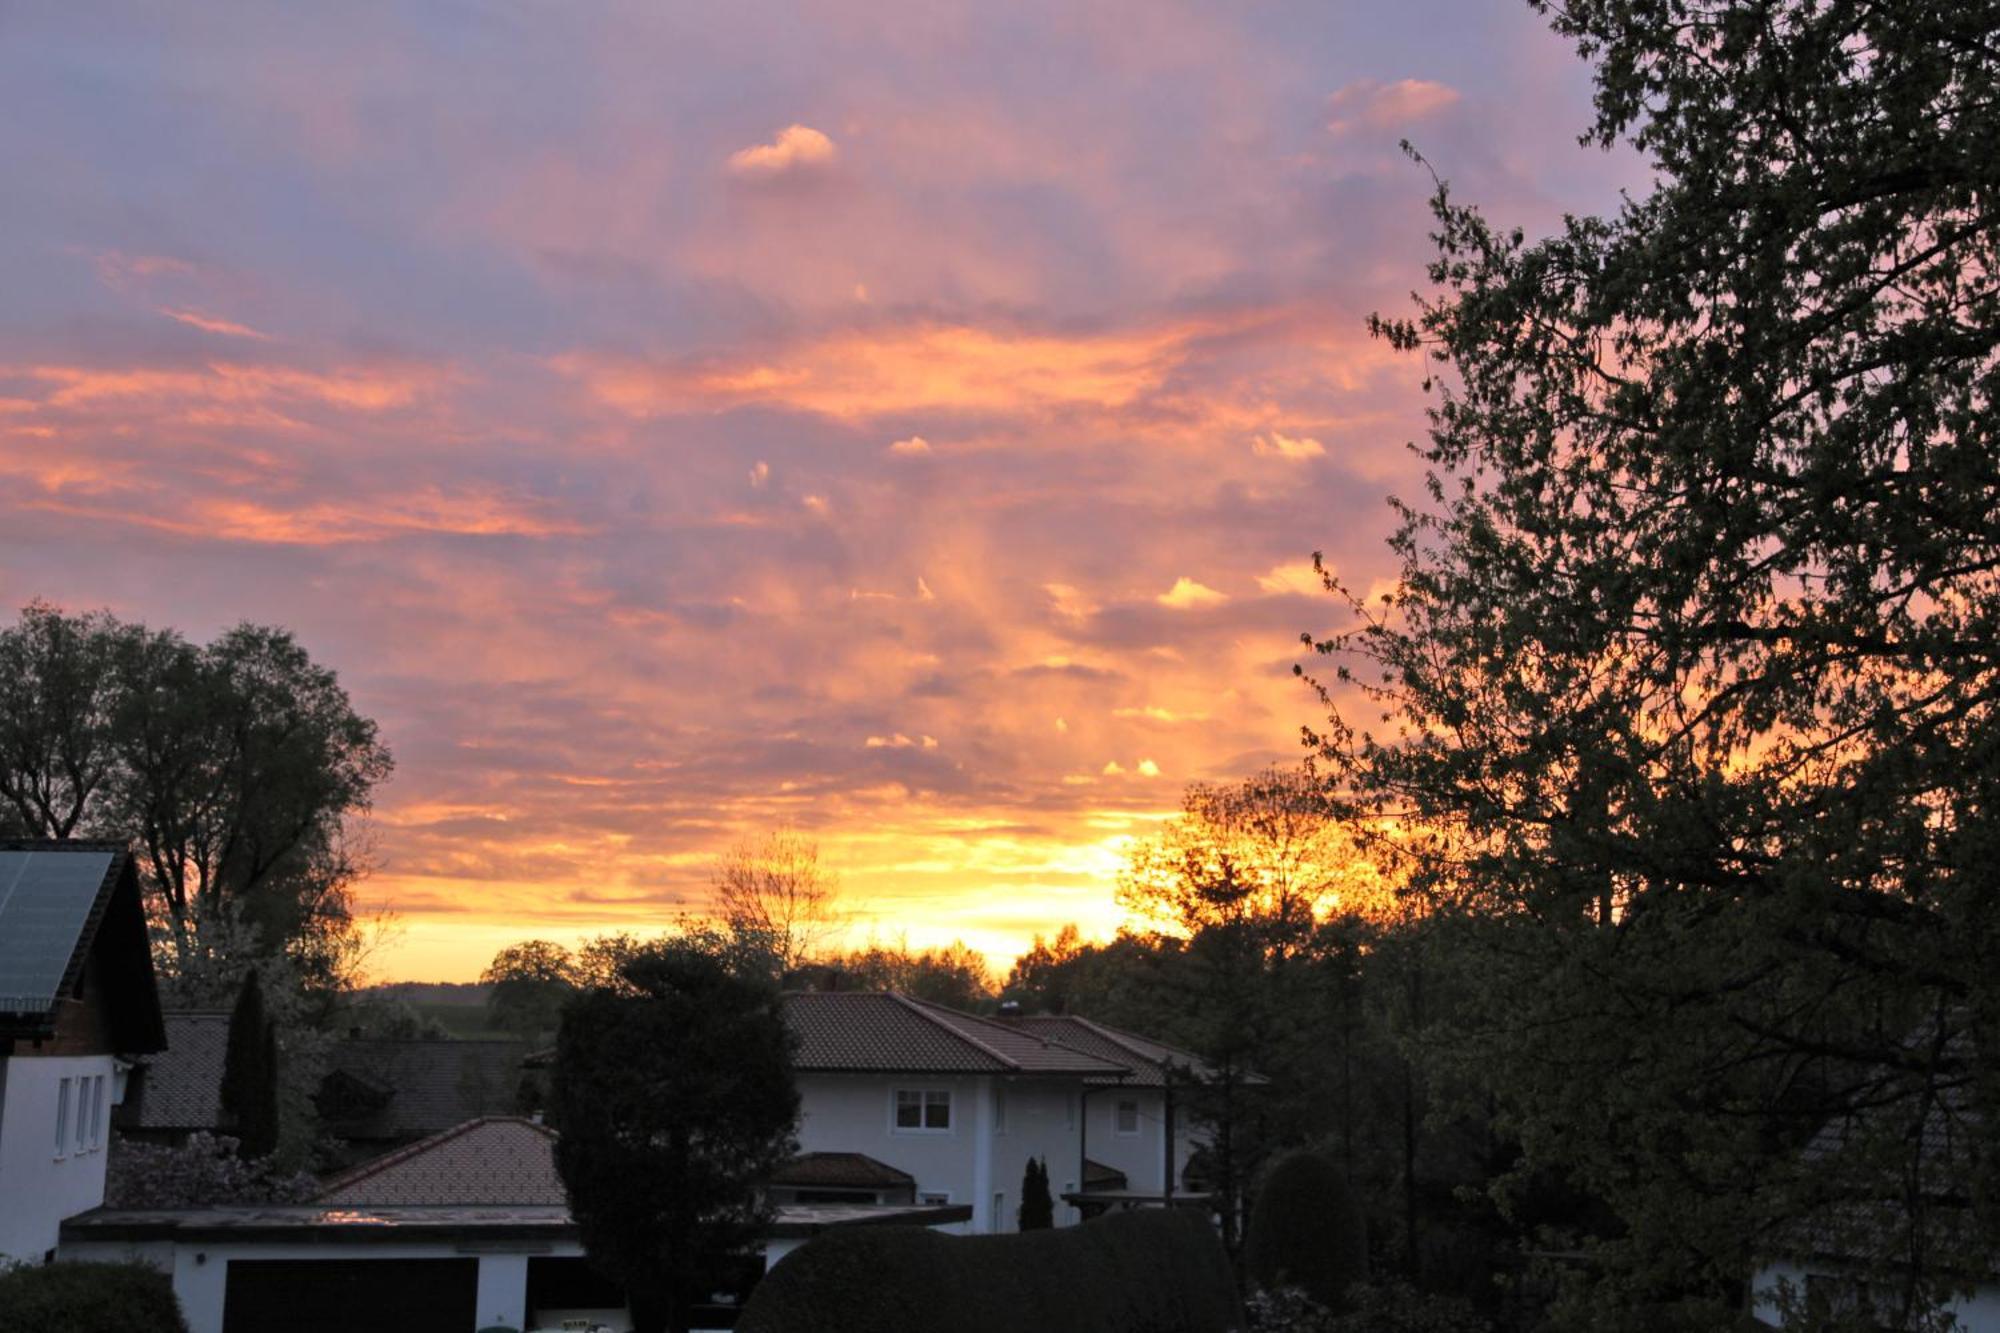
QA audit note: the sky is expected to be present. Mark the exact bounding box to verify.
[0,2,1642,982]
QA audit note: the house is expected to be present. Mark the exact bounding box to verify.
[116,1009,231,1145]
[315,1035,534,1164]
[781,991,1214,1233]
[62,1115,971,1333]
[0,841,167,1263]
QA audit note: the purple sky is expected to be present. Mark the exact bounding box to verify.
[0,2,1643,979]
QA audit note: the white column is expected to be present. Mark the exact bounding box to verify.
[172,1248,229,1333]
[971,1076,994,1233]
[475,1253,530,1331]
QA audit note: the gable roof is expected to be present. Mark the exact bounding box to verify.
[318,1038,532,1142]
[315,1116,565,1207]
[783,992,1128,1077]
[0,841,164,1051]
[125,1010,232,1130]
[1006,1014,1244,1086]
[769,1151,915,1191]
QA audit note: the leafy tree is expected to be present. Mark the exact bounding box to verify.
[480,939,578,1038]
[1018,1157,1054,1231]
[0,1261,190,1333]
[833,936,997,1010]
[219,968,281,1159]
[0,602,392,995]
[104,1132,317,1209]
[710,827,845,973]
[552,939,799,1333]
[1309,1,2000,1325]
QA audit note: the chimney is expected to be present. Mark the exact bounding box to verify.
[997,1000,1022,1019]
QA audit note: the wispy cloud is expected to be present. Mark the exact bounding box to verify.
[728,124,838,176]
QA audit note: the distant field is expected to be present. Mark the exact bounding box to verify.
[406,1001,497,1038]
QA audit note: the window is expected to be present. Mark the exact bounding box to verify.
[918,1191,952,1206]
[76,1077,93,1153]
[91,1075,107,1149]
[55,1078,71,1156]
[893,1088,952,1132]
[993,1192,1005,1227]
[1115,1099,1140,1135]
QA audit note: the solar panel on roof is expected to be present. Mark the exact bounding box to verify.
[0,850,114,1014]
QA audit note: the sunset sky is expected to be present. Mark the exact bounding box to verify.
[0,2,1642,981]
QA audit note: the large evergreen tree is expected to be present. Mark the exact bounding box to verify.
[219,968,280,1160]
[1312,1,2000,1327]
[552,939,799,1333]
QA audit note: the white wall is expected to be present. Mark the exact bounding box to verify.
[986,1079,1087,1230]
[1752,1262,2000,1331]
[1082,1087,1199,1196]
[0,1053,117,1263]
[796,1073,992,1230]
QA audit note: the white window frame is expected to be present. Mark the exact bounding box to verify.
[917,1191,952,1206]
[75,1076,93,1153]
[55,1077,71,1157]
[891,1087,954,1134]
[1115,1098,1141,1136]
[91,1075,107,1149]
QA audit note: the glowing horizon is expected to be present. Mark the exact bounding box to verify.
[0,1,1640,982]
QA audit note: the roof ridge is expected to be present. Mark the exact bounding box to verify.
[1053,1014,1200,1070]
[888,993,1020,1071]
[943,1004,1134,1073]
[313,1116,551,1199]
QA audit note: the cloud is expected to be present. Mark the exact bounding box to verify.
[555,317,1215,420]
[159,308,271,341]
[1252,431,1325,461]
[866,733,939,749]
[889,435,931,456]
[1113,706,1208,723]
[749,460,770,488]
[1327,78,1462,135]
[727,124,838,176]
[1255,559,1329,598]
[1101,760,1125,776]
[1136,758,1161,777]
[1156,577,1228,609]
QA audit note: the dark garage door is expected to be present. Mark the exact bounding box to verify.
[223,1257,478,1333]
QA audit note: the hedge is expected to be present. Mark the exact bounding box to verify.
[0,1260,188,1333]
[736,1208,1239,1333]
[1244,1150,1368,1311]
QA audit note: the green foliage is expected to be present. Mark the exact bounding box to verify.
[0,601,391,996]
[1247,1151,1369,1311]
[828,937,996,1010]
[552,938,799,1333]
[480,940,578,1038]
[104,1131,317,1208]
[736,1208,1239,1333]
[1018,1156,1054,1231]
[220,967,281,1158]
[1308,0,2000,1324]
[0,1261,189,1333]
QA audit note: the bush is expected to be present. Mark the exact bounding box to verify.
[0,1260,188,1333]
[1245,1151,1368,1311]
[736,1208,1238,1333]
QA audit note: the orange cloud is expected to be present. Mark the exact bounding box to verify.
[1327,78,1461,135]
[159,308,273,341]
[727,124,838,176]
[1253,431,1325,460]
[1157,577,1227,609]
[19,361,437,414]
[558,319,1214,420]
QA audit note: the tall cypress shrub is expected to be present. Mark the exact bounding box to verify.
[219,968,280,1159]
[1018,1157,1054,1231]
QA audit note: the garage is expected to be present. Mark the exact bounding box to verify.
[221,1257,478,1333]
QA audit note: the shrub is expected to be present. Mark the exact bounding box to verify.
[0,1260,188,1333]
[736,1208,1238,1333]
[1018,1157,1054,1231]
[1245,1151,1368,1311]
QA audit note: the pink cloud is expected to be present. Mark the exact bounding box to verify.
[1327,78,1462,135]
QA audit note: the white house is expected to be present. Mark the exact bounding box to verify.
[0,842,167,1265]
[782,992,1215,1233]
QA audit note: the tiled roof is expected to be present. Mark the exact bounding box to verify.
[318,1038,532,1142]
[770,1152,914,1190]
[783,992,1127,1076]
[127,1011,231,1129]
[316,1117,565,1207]
[1006,1014,1230,1087]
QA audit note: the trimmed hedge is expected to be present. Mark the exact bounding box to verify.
[1245,1150,1368,1311]
[0,1260,188,1333]
[737,1208,1239,1333]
